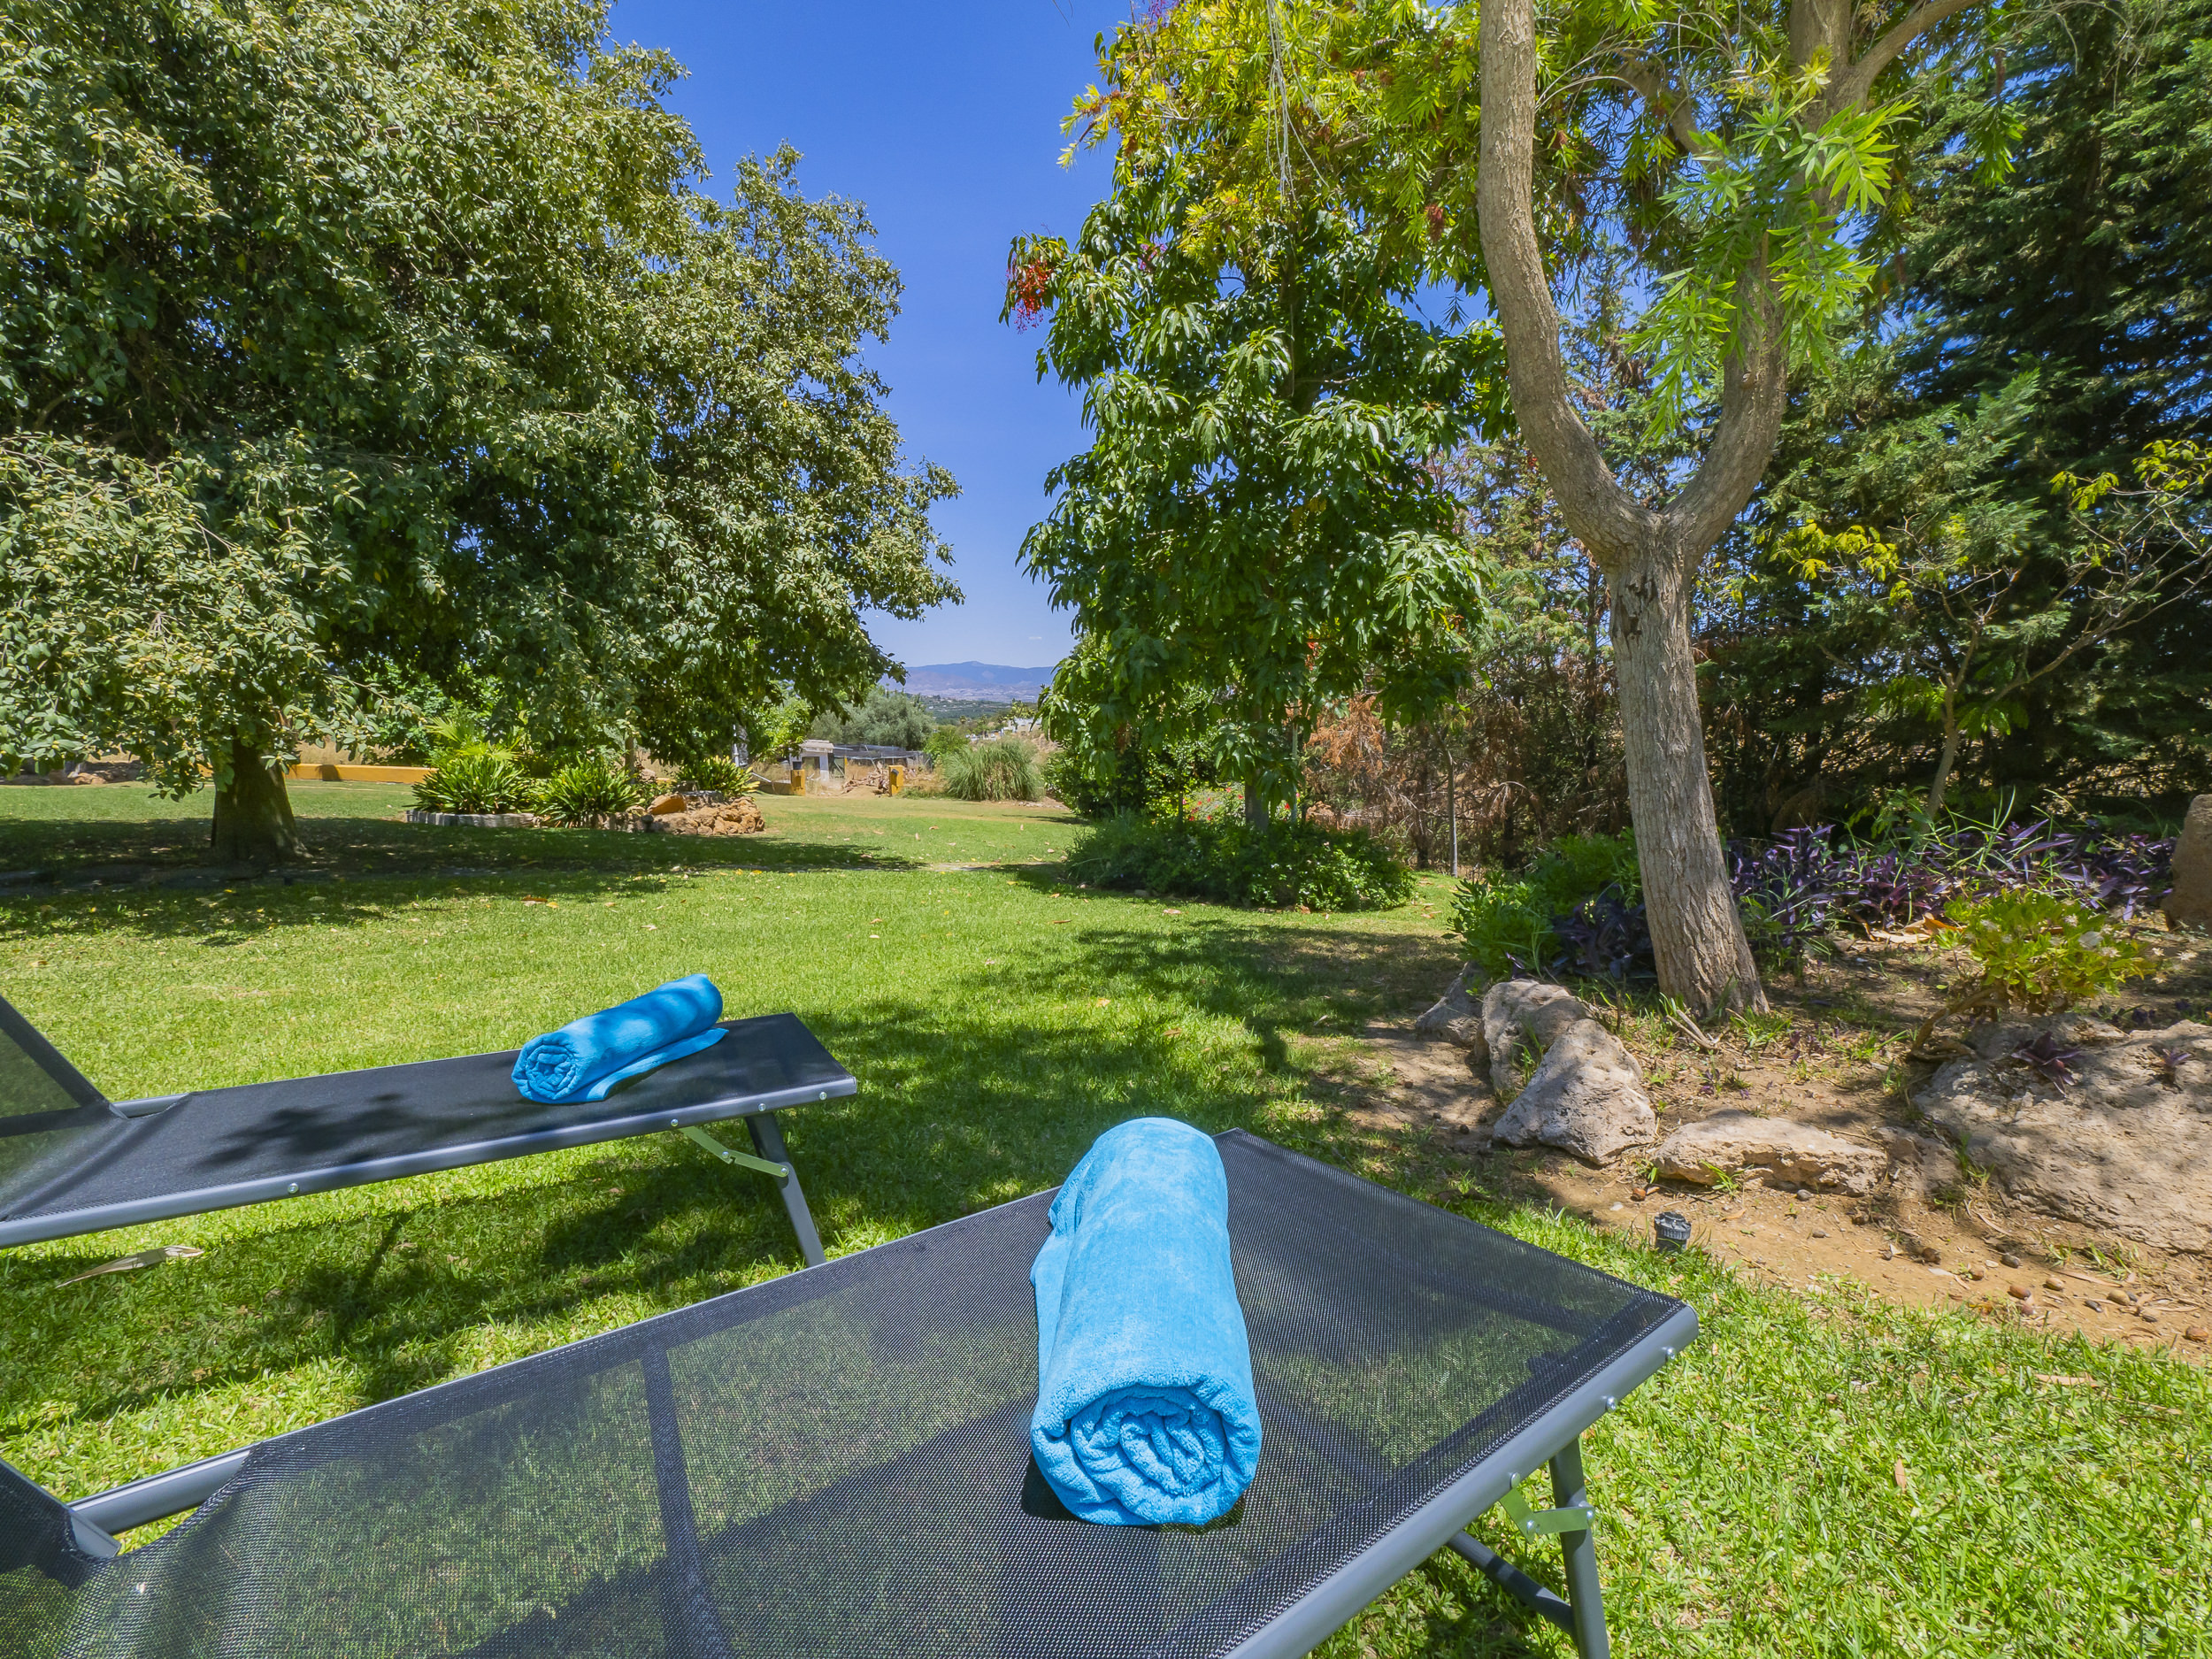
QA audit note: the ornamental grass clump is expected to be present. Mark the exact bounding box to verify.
[674,754,757,795]
[937,738,1042,802]
[531,755,650,826]
[412,751,529,815]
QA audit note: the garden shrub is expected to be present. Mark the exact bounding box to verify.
[1921,890,2155,1041]
[675,754,756,795]
[532,754,649,825]
[413,751,528,815]
[1455,815,2175,988]
[1449,833,1640,979]
[938,737,1042,802]
[1067,812,1411,910]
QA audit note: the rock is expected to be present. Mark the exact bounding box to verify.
[1877,1125,1960,1199]
[1413,965,1489,1064]
[649,793,688,815]
[649,799,766,837]
[1481,979,1587,1096]
[2186,1325,2209,1343]
[1491,1018,1656,1165]
[1655,1110,1887,1196]
[2164,795,2212,933]
[1912,1018,2212,1253]
[2001,1252,2023,1269]
[1967,1012,2125,1061]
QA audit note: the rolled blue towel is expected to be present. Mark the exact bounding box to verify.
[511,974,728,1104]
[1029,1118,1263,1526]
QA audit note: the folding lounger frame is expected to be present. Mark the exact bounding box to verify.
[2,1130,1693,1659]
[0,994,852,1266]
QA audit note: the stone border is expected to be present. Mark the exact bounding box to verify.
[402,810,539,830]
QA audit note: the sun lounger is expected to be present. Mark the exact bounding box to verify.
[0,994,851,1265]
[0,1130,1693,1658]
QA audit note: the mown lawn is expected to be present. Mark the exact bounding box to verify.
[1,785,2205,1655]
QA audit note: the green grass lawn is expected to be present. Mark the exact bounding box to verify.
[2,785,2205,1655]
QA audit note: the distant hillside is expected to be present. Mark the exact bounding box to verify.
[895,662,1059,701]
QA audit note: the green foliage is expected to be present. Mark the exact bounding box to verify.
[822,687,935,751]
[1939,892,2154,1026]
[1067,811,1411,911]
[673,755,755,795]
[936,738,1043,803]
[0,0,953,834]
[530,755,649,826]
[1041,731,1203,821]
[742,695,812,766]
[1708,0,2212,828]
[1449,833,1640,979]
[412,754,530,817]
[1010,126,1507,805]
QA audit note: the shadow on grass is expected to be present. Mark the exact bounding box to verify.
[2,917,1466,1457]
[0,801,940,890]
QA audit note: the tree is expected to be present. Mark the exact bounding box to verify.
[0,0,954,862]
[1470,0,2016,1010]
[817,686,935,750]
[1703,0,2212,827]
[1009,151,1505,822]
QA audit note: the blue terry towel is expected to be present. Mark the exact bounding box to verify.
[511,974,728,1104]
[1029,1118,1263,1526]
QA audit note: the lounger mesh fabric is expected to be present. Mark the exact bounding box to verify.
[0,1009,849,1237]
[2,1131,1680,1659]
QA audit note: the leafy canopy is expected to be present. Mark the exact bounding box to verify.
[0,0,955,795]
[1014,72,1508,803]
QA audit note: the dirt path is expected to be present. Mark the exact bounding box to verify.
[1327,931,2212,1359]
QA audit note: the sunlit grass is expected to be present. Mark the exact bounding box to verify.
[1,788,2204,1655]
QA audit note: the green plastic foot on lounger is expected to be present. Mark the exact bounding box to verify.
[1499,1481,1598,1537]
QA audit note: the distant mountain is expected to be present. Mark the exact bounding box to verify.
[895,662,1060,700]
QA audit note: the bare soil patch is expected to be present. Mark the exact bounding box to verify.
[1323,926,2212,1358]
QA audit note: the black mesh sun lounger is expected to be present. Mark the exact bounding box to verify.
[1,1131,1694,1659]
[0,994,853,1266]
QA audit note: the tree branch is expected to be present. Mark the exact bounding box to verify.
[1826,0,1988,116]
[1477,0,1659,571]
[1618,55,1716,161]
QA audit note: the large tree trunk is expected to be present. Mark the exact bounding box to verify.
[1611,548,1762,1008]
[211,736,303,865]
[1479,0,1778,1014]
[1243,778,1267,828]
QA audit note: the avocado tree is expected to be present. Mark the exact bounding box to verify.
[0,0,953,862]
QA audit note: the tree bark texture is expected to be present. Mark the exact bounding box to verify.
[1479,0,1793,1013]
[1610,549,1763,1003]
[211,736,303,866]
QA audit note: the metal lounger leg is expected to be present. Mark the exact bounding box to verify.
[745,1110,826,1268]
[1548,1438,1609,1659]
[1446,1434,1610,1659]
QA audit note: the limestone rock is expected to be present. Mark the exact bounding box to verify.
[1414,966,1489,1063]
[649,799,765,837]
[648,792,689,815]
[1491,1018,1655,1165]
[1481,979,1587,1096]
[2164,795,2212,933]
[1911,1018,2212,1253]
[1967,1012,2125,1061]
[1875,1125,1961,1199]
[1655,1110,1886,1195]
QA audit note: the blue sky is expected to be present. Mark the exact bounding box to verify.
[610,0,1136,670]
